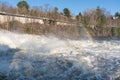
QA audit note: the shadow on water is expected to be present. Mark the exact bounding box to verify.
[0,44,20,80]
[0,44,20,57]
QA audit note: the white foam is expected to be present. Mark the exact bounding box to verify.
[0,30,120,80]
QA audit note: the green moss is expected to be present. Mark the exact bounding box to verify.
[26,26,30,33]
[115,27,120,37]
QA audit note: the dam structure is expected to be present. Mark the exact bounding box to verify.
[0,12,76,26]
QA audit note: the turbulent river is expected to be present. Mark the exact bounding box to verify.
[0,30,120,80]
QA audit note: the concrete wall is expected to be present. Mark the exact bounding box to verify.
[0,12,75,26]
[0,15,44,24]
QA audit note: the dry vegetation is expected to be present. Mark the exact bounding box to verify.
[0,1,120,38]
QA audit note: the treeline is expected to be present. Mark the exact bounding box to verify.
[0,1,79,38]
[0,1,74,22]
[76,7,120,37]
[0,1,120,38]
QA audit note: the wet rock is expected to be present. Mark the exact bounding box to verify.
[0,75,7,80]
[115,76,120,80]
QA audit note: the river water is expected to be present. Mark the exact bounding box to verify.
[0,30,120,80]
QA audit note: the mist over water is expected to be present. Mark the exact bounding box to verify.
[0,30,120,80]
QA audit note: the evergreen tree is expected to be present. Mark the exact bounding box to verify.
[17,0,29,10]
[63,8,71,17]
[79,12,82,16]
[115,12,120,19]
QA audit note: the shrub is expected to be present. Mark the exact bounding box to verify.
[26,26,30,33]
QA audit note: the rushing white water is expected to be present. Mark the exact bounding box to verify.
[0,30,120,80]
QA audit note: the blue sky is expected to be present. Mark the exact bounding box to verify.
[0,0,119,15]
